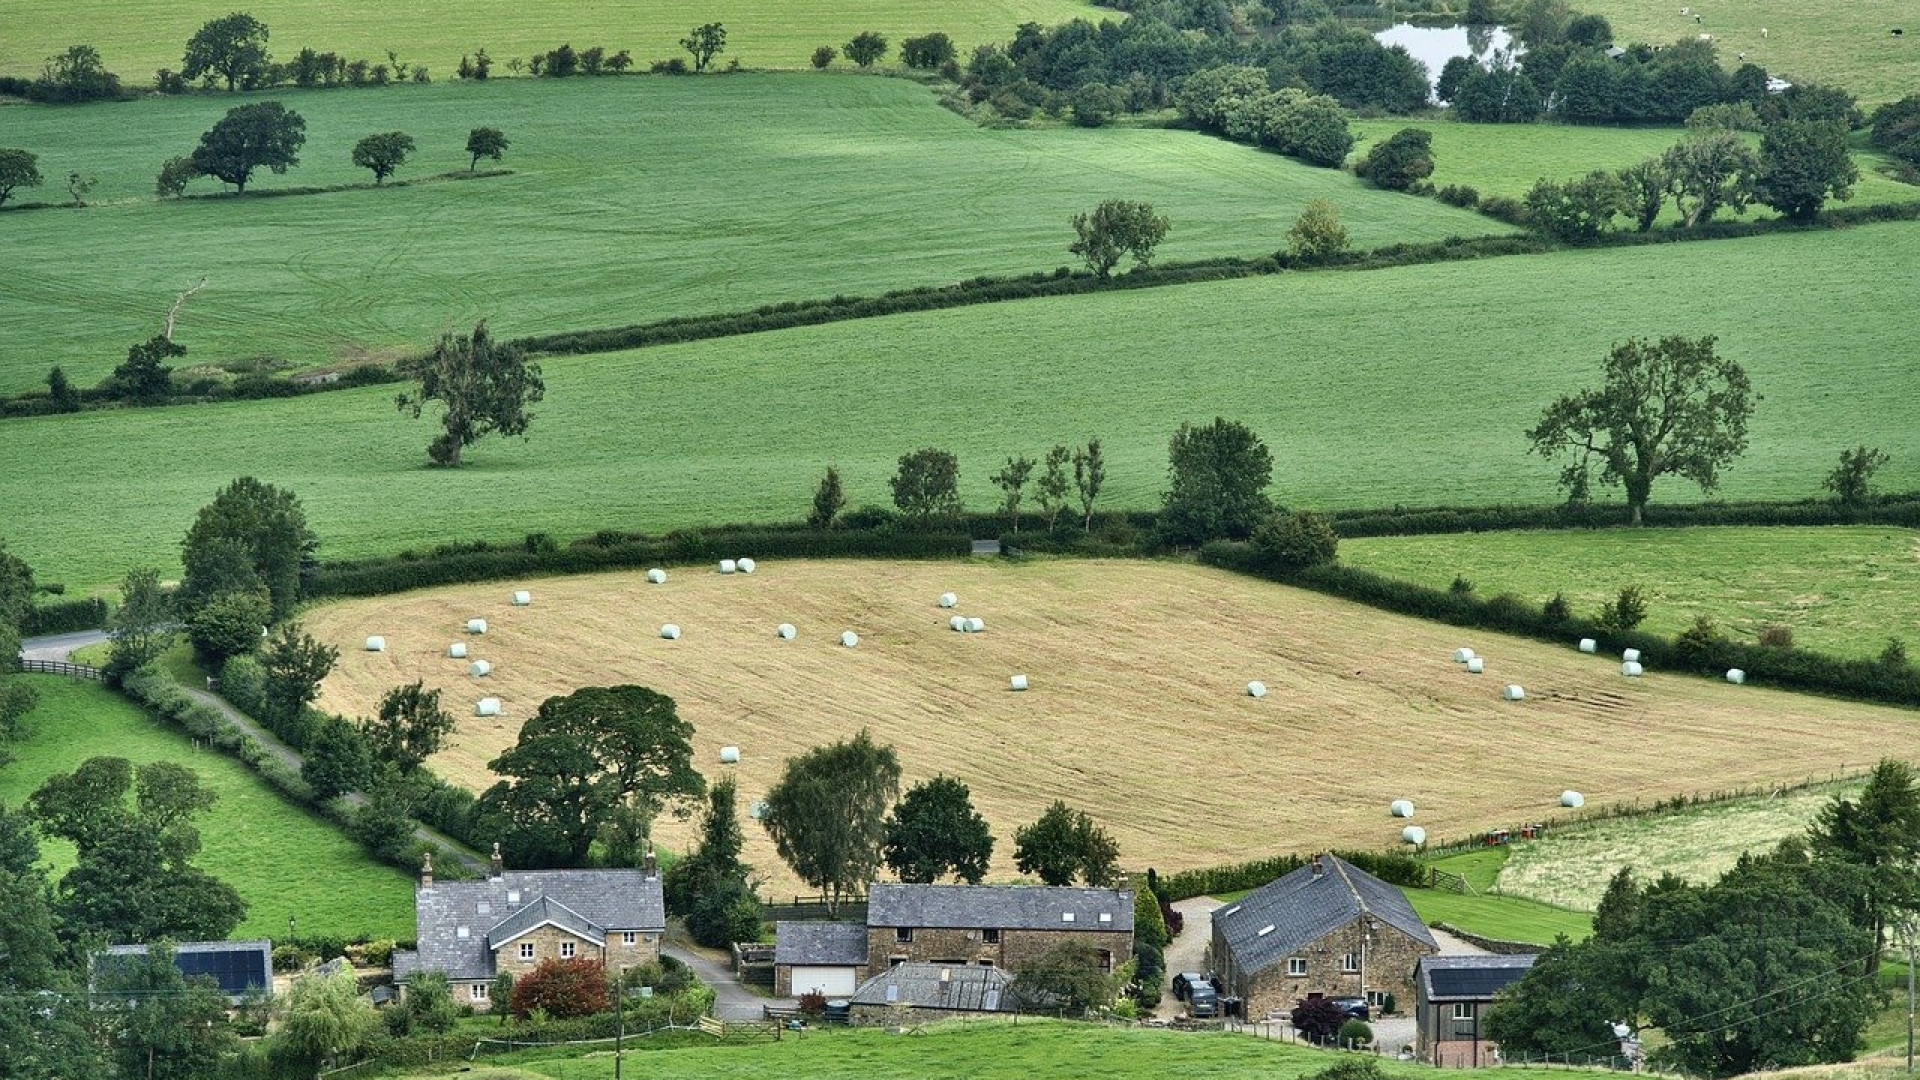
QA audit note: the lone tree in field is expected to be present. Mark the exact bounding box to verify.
[809,465,846,528]
[680,23,727,72]
[351,131,416,185]
[1013,800,1120,886]
[0,148,45,207]
[465,127,508,171]
[1287,198,1349,261]
[992,455,1034,532]
[1527,335,1753,526]
[396,320,545,466]
[182,12,272,90]
[889,447,962,523]
[761,729,901,912]
[1072,439,1105,531]
[180,476,316,619]
[844,31,890,68]
[1069,200,1170,277]
[1161,417,1274,544]
[883,775,994,884]
[1755,118,1858,221]
[1824,446,1890,507]
[1356,128,1434,191]
[1036,445,1071,532]
[191,101,305,194]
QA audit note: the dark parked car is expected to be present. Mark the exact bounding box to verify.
[1171,972,1209,1002]
[1330,996,1370,1021]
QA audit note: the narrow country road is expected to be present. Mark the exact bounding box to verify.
[662,938,792,1021]
[19,629,108,663]
[1156,896,1226,1020]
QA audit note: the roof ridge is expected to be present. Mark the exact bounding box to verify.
[1327,854,1370,916]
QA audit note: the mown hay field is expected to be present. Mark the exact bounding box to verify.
[303,559,1920,895]
[0,0,1105,81]
[1344,526,1920,660]
[7,218,1918,595]
[0,74,1499,390]
[0,678,415,940]
[1495,781,1860,912]
[1579,0,1920,105]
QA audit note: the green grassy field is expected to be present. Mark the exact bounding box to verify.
[1350,119,1919,206]
[0,0,1105,81]
[1495,782,1857,912]
[404,1018,1616,1080]
[1404,849,1593,945]
[6,218,1919,594]
[1344,526,1920,659]
[0,677,416,940]
[0,75,1499,390]
[1580,0,1920,105]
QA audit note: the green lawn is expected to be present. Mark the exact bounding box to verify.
[1405,849,1592,945]
[0,74,1499,390]
[1579,0,1920,106]
[1350,118,1918,207]
[7,219,1920,594]
[1343,526,1920,660]
[423,1017,1616,1080]
[0,676,416,941]
[0,0,1105,81]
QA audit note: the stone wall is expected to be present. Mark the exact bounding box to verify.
[865,927,1134,973]
[1224,916,1435,1019]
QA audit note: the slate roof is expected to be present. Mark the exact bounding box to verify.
[774,922,869,967]
[1418,954,1536,1002]
[96,939,272,1000]
[867,883,1134,932]
[848,961,1015,1012]
[396,869,664,983]
[487,896,606,950]
[1212,855,1437,975]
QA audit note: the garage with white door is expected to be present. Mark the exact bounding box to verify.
[773,922,871,998]
[787,964,859,997]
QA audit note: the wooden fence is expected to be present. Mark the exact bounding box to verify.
[13,659,102,680]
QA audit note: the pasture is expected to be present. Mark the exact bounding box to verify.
[7,220,1920,594]
[1349,119,1920,206]
[299,559,1920,897]
[0,0,1105,81]
[0,74,1498,389]
[1496,781,1857,911]
[0,677,416,940]
[1343,526,1920,659]
[1580,0,1920,105]
[1405,849,1592,944]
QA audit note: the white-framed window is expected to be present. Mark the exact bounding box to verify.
[560,941,576,959]
[472,983,489,1001]
[1287,957,1308,976]
[1453,1003,1475,1021]
[1367,989,1387,1007]
[1341,951,1361,973]
[456,926,470,939]
[519,943,535,961]
[896,927,914,943]
[622,931,636,946]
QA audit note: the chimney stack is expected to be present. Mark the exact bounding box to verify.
[490,842,504,879]
[1311,854,1323,877]
[643,844,658,879]
[419,852,434,889]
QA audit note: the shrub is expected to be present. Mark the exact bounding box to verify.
[797,991,827,1016]
[1292,996,1347,1044]
[1542,593,1572,620]
[186,590,270,663]
[22,595,110,635]
[1311,1058,1388,1080]
[650,57,688,75]
[272,944,315,973]
[1758,623,1795,650]
[1355,128,1434,191]
[218,654,267,715]
[1251,509,1338,571]
[1880,638,1910,668]
[1338,1018,1374,1046]
[810,45,836,69]
[1437,184,1480,207]
[1381,992,1397,1015]
[1595,585,1648,634]
[508,957,610,1020]
[1449,576,1475,595]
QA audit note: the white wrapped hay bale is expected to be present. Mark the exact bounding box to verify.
[364,636,386,652]
[1246,681,1267,698]
[466,618,488,635]
[1503,684,1526,701]
[949,615,967,632]
[1560,790,1585,808]
[1622,648,1641,663]
[1726,668,1746,685]
[719,746,740,764]
[469,660,492,677]
[1390,799,1416,818]
[1579,638,1597,654]
[1401,825,1427,846]
[647,568,667,585]
[718,559,737,574]
[965,617,985,633]
[938,592,958,609]
[737,558,756,574]
[1453,647,1476,663]
[511,590,531,606]
[1010,674,1029,691]
[448,642,468,659]
[840,630,859,648]
[1467,657,1484,674]
[1622,661,1644,677]
[475,697,501,717]
[660,624,681,640]
[776,623,797,640]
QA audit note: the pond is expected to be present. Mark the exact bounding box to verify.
[1373,22,1520,100]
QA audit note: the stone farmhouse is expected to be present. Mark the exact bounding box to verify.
[1210,854,1438,1019]
[773,882,1135,1001]
[392,849,665,1009]
[1415,953,1537,1066]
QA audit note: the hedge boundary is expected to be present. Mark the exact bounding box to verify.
[1158,849,1425,902]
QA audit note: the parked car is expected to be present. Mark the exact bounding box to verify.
[1331,996,1370,1020]
[1172,972,1208,1002]
[1187,980,1219,1018]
